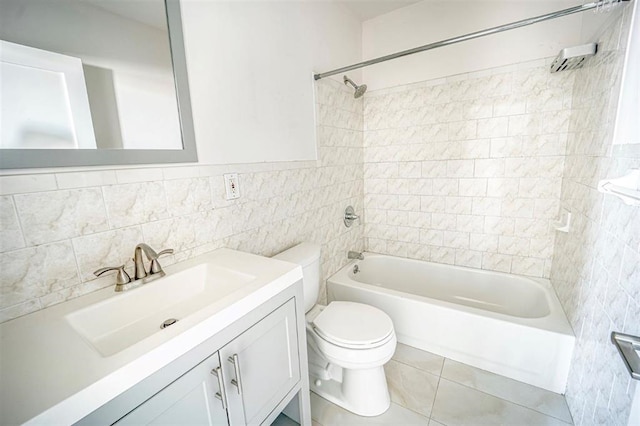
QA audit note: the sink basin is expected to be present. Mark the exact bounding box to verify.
[65,263,255,357]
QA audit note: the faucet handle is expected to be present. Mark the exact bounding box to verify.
[157,248,174,257]
[344,206,360,227]
[149,248,174,275]
[94,265,131,286]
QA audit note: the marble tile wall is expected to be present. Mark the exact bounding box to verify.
[361,59,575,278]
[550,6,640,426]
[0,78,364,323]
[2,16,638,425]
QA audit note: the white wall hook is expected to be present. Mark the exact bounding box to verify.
[554,209,572,233]
[597,169,640,206]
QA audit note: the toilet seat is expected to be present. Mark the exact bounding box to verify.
[312,301,394,349]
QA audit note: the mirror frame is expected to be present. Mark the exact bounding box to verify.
[0,0,197,169]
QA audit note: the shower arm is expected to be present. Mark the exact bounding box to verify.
[314,0,630,81]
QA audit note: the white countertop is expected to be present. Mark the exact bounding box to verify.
[0,248,302,425]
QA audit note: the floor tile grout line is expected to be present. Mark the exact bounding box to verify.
[436,377,573,424]
[311,391,431,425]
[387,352,445,421]
[311,349,571,425]
[387,402,431,423]
[438,356,574,423]
[386,396,433,421]
[428,362,446,426]
[389,351,446,423]
[390,357,444,377]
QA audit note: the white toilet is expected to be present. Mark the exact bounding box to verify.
[274,242,397,417]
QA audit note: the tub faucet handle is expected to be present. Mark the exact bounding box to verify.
[344,206,360,227]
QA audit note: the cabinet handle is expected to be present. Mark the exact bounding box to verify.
[211,366,227,410]
[228,354,243,395]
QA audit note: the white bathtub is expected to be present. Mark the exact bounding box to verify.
[327,253,575,394]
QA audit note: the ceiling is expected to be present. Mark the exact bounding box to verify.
[81,0,167,30]
[338,0,423,21]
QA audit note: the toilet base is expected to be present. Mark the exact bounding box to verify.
[310,365,390,417]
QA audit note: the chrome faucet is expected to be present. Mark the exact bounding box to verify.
[134,243,174,280]
[94,243,173,292]
[348,251,364,260]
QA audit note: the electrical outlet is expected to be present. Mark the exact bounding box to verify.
[223,173,240,200]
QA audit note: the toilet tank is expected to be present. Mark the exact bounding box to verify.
[273,243,321,313]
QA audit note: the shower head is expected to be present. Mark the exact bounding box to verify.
[343,75,367,98]
[353,84,368,98]
[550,42,597,73]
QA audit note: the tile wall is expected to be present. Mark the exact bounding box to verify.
[1,13,639,425]
[361,59,575,278]
[551,7,640,425]
[0,78,364,323]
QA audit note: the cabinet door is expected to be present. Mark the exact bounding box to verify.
[221,299,300,426]
[116,352,229,425]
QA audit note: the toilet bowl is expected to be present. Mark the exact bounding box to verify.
[305,302,397,416]
[273,243,397,416]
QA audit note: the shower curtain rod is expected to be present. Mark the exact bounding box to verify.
[314,0,630,80]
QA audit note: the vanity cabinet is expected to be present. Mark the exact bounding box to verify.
[0,249,310,426]
[114,299,300,426]
[75,286,308,426]
[221,298,300,425]
[116,352,228,425]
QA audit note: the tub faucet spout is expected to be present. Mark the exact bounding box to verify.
[348,251,364,260]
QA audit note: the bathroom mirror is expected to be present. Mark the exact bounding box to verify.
[0,0,197,169]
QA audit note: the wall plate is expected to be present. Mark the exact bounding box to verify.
[224,173,240,200]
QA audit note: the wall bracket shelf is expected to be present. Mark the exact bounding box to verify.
[554,209,572,233]
[611,332,640,380]
[597,169,640,206]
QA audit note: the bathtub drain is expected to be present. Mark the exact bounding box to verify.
[161,318,178,329]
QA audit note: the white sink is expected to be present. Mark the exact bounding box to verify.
[65,263,255,357]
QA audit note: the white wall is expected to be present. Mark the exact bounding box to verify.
[0,78,365,322]
[181,0,362,164]
[613,0,639,146]
[362,0,584,90]
[0,0,362,167]
[0,1,366,322]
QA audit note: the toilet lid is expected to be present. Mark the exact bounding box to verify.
[312,301,394,346]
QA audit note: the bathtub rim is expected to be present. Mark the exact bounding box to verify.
[327,252,574,338]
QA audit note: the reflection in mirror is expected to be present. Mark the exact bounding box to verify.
[0,0,197,168]
[1,40,98,149]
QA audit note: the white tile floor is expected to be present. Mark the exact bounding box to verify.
[310,343,573,426]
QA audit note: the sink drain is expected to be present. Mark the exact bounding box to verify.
[161,318,178,329]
